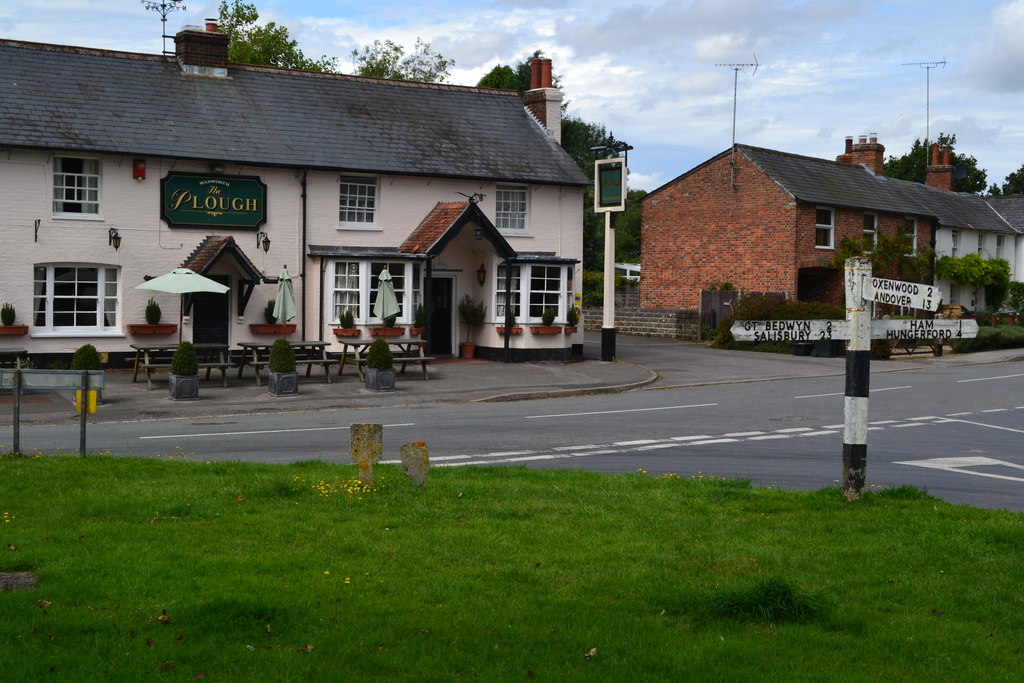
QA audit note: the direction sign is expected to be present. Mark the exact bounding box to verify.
[864,277,941,311]
[730,318,978,342]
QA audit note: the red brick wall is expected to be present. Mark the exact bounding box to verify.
[640,151,799,310]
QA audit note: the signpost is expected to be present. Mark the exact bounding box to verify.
[592,148,631,362]
[729,262,978,500]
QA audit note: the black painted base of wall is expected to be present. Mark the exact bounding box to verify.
[474,345,570,363]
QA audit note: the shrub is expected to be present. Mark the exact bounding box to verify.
[711,294,845,351]
[338,309,355,329]
[954,325,1024,353]
[414,304,425,328]
[47,359,69,370]
[268,338,296,373]
[264,300,277,324]
[1007,281,1024,313]
[0,302,14,326]
[458,296,485,343]
[70,344,102,370]
[366,338,393,370]
[170,341,198,376]
[567,305,580,327]
[542,307,556,326]
[144,297,162,325]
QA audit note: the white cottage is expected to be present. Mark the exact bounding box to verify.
[0,23,587,365]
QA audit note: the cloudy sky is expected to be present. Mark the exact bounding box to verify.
[4,0,1023,192]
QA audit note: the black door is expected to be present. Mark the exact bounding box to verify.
[192,275,230,345]
[429,277,453,355]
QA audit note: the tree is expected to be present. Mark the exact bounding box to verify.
[218,0,336,72]
[476,50,562,96]
[883,133,987,194]
[830,233,934,289]
[350,38,453,83]
[988,163,1024,196]
[936,254,1011,310]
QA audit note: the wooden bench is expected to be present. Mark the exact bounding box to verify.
[355,354,435,379]
[237,341,339,386]
[131,344,235,390]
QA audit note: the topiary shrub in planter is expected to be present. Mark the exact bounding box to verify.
[169,341,199,401]
[145,297,162,325]
[264,300,277,324]
[364,338,395,391]
[1,302,15,326]
[267,337,298,396]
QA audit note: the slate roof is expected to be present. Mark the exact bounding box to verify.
[0,39,588,187]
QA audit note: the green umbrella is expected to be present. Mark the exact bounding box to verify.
[272,267,297,324]
[372,268,400,323]
[136,268,229,341]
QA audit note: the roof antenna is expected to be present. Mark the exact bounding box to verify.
[457,192,485,204]
[716,55,759,188]
[141,0,187,56]
[902,59,945,152]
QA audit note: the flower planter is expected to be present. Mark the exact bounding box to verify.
[563,326,578,334]
[0,325,29,336]
[127,324,177,336]
[459,342,476,359]
[530,326,563,335]
[370,326,405,337]
[168,373,199,401]
[249,323,296,335]
[496,326,522,335]
[332,327,362,337]
[364,366,395,391]
[268,370,299,396]
[410,327,426,338]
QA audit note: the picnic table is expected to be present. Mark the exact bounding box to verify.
[237,340,339,386]
[131,343,234,390]
[334,337,433,380]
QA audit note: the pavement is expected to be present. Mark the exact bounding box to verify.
[2,333,1022,427]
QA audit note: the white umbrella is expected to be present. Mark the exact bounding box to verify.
[372,268,400,324]
[136,268,230,341]
[271,266,296,324]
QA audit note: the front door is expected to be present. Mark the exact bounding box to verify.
[429,276,454,355]
[192,275,230,345]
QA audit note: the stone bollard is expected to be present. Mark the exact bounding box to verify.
[350,423,382,484]
[400,441,430,486]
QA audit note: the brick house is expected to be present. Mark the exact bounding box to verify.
[0,24,588,364]
[641,136,1024,315]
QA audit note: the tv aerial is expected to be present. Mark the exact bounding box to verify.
[141,0,187,56]
[716,55,759,187]
[902,59,945,147]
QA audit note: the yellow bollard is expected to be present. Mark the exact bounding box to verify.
[75,389,97,414]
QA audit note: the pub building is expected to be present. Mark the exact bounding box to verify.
[0,22,587,365]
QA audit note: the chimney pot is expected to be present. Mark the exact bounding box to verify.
[844,136,853,154]
[858,135,867,144]
[205,19,218,32]
[869,133,877,143]
[931,143,940,166]
[943,149,950,165]
[530,59,542,90]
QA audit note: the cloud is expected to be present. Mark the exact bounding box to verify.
[961,0,1024,92]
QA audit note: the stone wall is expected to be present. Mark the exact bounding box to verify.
[583,286,698,339]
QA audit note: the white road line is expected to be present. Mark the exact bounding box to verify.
[614,439,661,446]
[689,438,739,445]
[945,419,1024,435]
[748,434,791,441]
[891,423,928,428]
[946,412,974,416]
[139,422,415,440]
[869,420,898,425]
[895,457,1024,483]
[873,386,912,392]
[981,408,1009,413]
[822,424,844,429]
[906,416,940,421]
[795,392,843,399]
[799,430,838,436]
[723,431,765,437]
[633,443,679,451]
[957,373,1024,383]
[773,427,813,433]
[552,444,602,451]
[485,450,537,457]
[525,403,717,419]
[672,435,713,441]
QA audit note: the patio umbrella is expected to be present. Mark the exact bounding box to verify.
[372,268,400,324]
[135,268,230,341]
[271,266,296,324]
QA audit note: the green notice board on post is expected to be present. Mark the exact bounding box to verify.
[161,172,267,229]
[594,158,625,213]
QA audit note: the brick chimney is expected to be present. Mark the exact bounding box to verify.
[925,143,954,191]
[835,136,855,164]
[175,19,229,77]
[847,133,885,175]
[522,58,563,144]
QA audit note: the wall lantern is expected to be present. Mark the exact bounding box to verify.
[132,158,146,181]
[256,231,271,253]
[476,263,486,286]
[108,227,122,251]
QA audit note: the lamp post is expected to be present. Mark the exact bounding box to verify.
[591,140,632,362]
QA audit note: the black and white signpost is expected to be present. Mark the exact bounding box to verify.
[731,258,978,500]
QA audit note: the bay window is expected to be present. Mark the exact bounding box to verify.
[493,263,572,323]
[331,260,420,324]
[33,265,119,334]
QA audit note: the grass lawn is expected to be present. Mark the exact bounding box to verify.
[2,454,1023,680]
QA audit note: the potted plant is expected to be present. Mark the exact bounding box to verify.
[332,309,361,337]
[564,305,580,334]
[250,299,297,334]
[458,295,485,358]
[410,304,426,337]
[0,302,28,335]
[364,337,395,391]
[128,298,177,335]
[267,337,299,396]
[169,341,199,401]
[531,307,562,334]
[70,342,104,409]
[370,313,405,337]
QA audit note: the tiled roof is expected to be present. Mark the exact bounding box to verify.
[0,39,588,187]
[399,202,471,254]
[181,235,264,282]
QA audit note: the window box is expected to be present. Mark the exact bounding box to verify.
[410,327,426,337]
[563,326,578,335]
[530,326,562,335]
[332,327,362,337]
[249,323,296,335]
[370,326,405,337]
[0,325,29,336]
[127,324,177,336]
[496,326,522,335]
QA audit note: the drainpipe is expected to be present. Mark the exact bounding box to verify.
[301,169,312,339]
[424,259,433,356]
[503,260,513,363]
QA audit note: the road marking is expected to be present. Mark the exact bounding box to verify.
[723,431,765,437]
[140,422,415,440]
[615,439,661,446]
[748,434,791,441]
[774,427,813,433]
[946,411,974,416]
[799,430,838,436]
[895,456,1024,483]
[957,373,1024,383]
[944,419,1024,435]
[525,403,717,419]
[981,408,1008,413]
[874,386,913,392]
[672,435,713,441]
[796,391,842,399]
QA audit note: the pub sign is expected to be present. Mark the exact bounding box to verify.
[161,172,267,229]
[593,158,626,213]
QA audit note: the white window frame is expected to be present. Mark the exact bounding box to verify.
[338,175,378,228]
[995,234,1005,260]
[32,264,120,335]
[814,207,834,249]
[977,234,985,256]
[495,185,528,232]
[950,283,959,305]
[493,263,571,323]
[904,217,918,255]
[950,230,960,258]
[330,260,420,324]
[863,212,877,247]
[53,157,101,218]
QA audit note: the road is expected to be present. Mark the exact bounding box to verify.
[17,360,1024,511]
